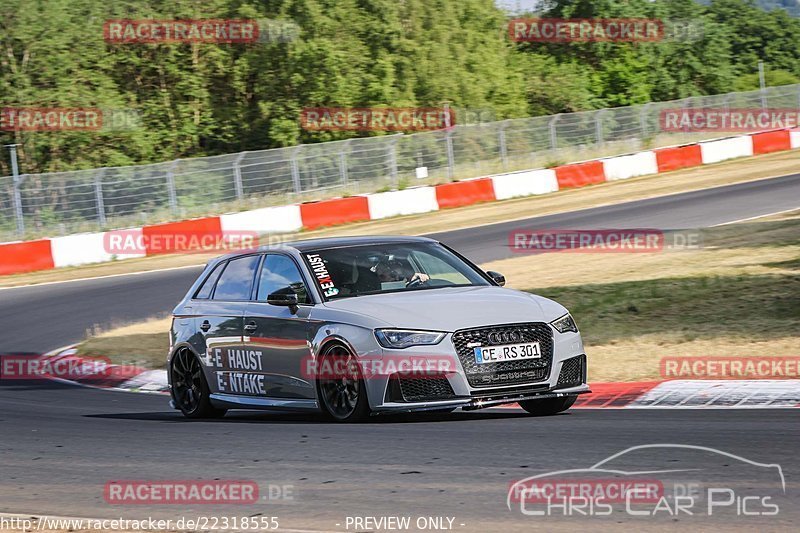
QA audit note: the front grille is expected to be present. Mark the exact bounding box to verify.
[397,375,455,402]
[452,323,553,387]
[557,355,585,388]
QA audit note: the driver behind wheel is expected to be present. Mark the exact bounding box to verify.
[372,259,429,285]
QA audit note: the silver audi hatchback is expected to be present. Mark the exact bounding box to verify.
[168,236,589,422]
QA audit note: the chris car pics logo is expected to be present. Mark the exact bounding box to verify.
[507,444,785,518]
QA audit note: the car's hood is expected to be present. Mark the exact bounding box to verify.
[321,286,567,332]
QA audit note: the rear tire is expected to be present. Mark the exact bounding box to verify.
[316,343,371,423]
[518,396,576,416]
[170,348,227,419]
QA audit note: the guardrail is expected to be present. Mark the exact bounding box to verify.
[3,127,798,277]
[2,84,799,241]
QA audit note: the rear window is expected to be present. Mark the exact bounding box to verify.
[212,255,260,300]
[194,262,225,299]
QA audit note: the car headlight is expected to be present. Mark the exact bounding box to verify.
[551,313,578,333]
[374,329,446,349]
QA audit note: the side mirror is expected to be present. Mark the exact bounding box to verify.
[267,290,299,310]
[486,270,505,286]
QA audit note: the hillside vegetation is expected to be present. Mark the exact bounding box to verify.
[1,0,800,174]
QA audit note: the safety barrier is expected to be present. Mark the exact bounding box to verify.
[654,144,703,172]
[2,129,797,276]
[367,187,440,220]
[699,135,754,165]
[554,160,606,189]
[219,205,303,235]
[752,130,792,154]
[299,196,371,230]
[0,239,54,275]
[602,151,659,182]
[490,169,558,200]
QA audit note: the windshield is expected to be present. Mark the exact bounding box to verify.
[302,242,490,300]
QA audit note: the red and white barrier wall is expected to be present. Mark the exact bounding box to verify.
[2,129,798,276]
[792,130,800,149]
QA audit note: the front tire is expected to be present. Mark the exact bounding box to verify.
[519,396,576,416]
[170,348,227,419]
[316,343,371,422]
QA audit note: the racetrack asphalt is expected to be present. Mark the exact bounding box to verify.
[0,382,797,531]
[0,172,799,530]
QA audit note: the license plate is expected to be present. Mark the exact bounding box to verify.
[474,342,541,364]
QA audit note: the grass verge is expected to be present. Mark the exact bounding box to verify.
[77,317,172,371]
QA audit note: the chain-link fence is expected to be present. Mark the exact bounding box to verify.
[2,84,799,241]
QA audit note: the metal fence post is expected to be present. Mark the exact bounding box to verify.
[388,138,399,187]
[442,104,455,180]
[639,103,651,138]
[444,130,455,180]
[758,60,767,109]
[549,114,561,151]
[290,146,302,194]
[233,152,246,201]
[5,144,24,236]
[166,159,179,214]
[594,110,605,145]
[94,167,107,227]
[498,120,510,170]
[680,97,692,136]
[12,176,24,237]
[339,141,350,188]
[723,93,733,114]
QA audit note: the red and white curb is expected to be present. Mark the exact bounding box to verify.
[37,348,800,408]
[499,380,800,409]
[3,128,799,276]
[41,346,168,394]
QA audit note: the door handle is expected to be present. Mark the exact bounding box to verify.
[200,321,211,332]
[244,321,257,333]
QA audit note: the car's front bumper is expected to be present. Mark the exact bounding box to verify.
[373,383,591,413]
[365,326,589,413]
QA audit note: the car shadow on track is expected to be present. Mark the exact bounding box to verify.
[83,409,568,424]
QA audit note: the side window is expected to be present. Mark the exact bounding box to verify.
[212,255,260,301]
[257,254,310,304]
[194,262,225,299]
